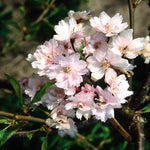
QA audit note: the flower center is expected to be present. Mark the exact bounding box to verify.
[63,66,71,73]
[94,42,101,49]
[105,23,111,32]
[101,59,110,69]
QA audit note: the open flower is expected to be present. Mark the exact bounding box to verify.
[92,86,126,122]
[90,11,128,37]
[68,10,91,23]
[54,17,88,41]
[66,91,95,120]
[46,53,88,95]
[111,29,146,59]
[83,32,107,55]
[27,39,63,76]
[141,36,150,64]
[105,68,133,99]
[87,48,134,81]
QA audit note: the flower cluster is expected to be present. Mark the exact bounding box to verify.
[25,10,148,136]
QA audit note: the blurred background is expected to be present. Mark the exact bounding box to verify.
[0,0,150,149]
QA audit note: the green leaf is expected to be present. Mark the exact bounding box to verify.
[30,82,56,104]
[27,128,40,140]
[91,123,101,134]
[41,136,47,150]
[19,6,25,18]
[2,40,11,53]
[46,8,59,19]
[0,125,20,146]
[0,118,11,124]
[5,74,23,105]
[78,42,85,57]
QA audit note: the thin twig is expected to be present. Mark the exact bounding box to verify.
[31,0,55,26]
[0,110,45,124]
[109,117,132,142]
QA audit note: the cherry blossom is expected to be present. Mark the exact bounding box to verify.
[68,10,91,23]
[105,68,133,99]
[141,36,150,64]
[27,39,63,76]
[46,53,88,95]
[111,29,146,59]
[83,32,107,55]
[65,91,95,120]
[92,86,126,122]
[87,48,134,81]
[46,115,77,137]
[90,11,128,37]
[25,74,49,99]
[25,10,148,136]
[54,17,88,41]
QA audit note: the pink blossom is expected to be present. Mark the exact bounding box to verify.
[27,39,63,76]
[50,101,75,120]
[25,74,49,98]
[46,115,77,137]
[81,83,95,94]
[41,85,65,110]
[46,53,88,95]
[83,32,107,55]
[54,17,88,41]
[86,48,134,81]
[68,10,91,23]
[111,29,146,59]
[90,11,128,37]
[92,86,126,122]
[66,91,95,120]
[105,68,133,99]
[141,36,150,64]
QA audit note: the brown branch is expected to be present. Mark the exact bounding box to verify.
[31,0,55,26]
[109,117,132,142]
[0,110,45,124]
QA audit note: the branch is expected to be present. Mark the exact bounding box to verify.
[31,0,55,26]
[109,117,132,142]
[0,111,45,124]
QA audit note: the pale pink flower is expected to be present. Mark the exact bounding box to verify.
[19,77,29,93]
[25,74,49,98]
[86,48,134,81]
[105,68,133,99]
[83,32,107,55]
[46,115,77,137]
[46,53,88,95]
[41,85,65,110]
[50,101,75,120]
[111,29,146,59]
[68,10,91,23]
[54,17,88,41]
[81,83,95,94]
[27,39,63,76]
[59,40,74,54]
[65,91,95,120]
[92,86,126,122]
[141,36,150,64]
[90,11,128,37]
